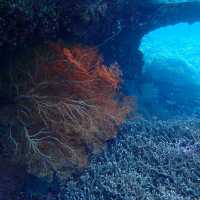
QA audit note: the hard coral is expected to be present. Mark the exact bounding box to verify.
[4,43,133,178]
[62,118,200,200]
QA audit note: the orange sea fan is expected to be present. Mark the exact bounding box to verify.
[10,43,134,178]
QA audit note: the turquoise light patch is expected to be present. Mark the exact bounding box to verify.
[140,22,200,83]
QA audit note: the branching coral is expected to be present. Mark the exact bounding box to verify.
[2,43,133,178]
[62,118,200,200]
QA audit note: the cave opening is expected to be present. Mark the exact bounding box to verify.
[137,22,200,119]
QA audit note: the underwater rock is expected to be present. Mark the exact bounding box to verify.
[0,159,26,200]
[18,172,61,200]
[1,1,200,79]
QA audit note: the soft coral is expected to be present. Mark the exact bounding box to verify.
[5,43,134,179]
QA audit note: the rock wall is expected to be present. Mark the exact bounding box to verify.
[1,1,200,79]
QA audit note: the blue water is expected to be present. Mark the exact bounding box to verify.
[140,22,200,83]
[137,22,200,119]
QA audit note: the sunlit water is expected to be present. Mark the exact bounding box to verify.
[138,22,200,119]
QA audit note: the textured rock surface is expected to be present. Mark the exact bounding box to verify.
[1,1,200,79]
[0,159,26,200]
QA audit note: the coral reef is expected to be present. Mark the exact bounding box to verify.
[62,118,200,200]
[1,0,200,199]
